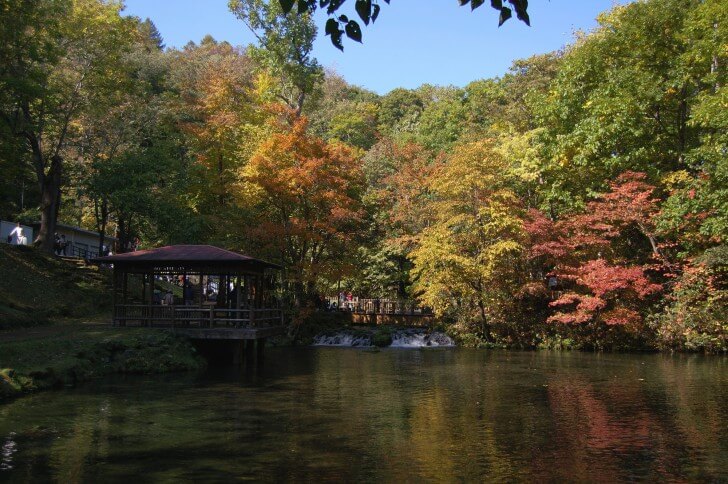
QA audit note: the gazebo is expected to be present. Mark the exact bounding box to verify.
[94,245,283,330]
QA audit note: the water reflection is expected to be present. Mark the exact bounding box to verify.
[0,350,725,481]
[1,432,16,471]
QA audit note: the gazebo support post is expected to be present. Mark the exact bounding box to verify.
[198,274,204,309]
[112,270,118,326]
[236,275,242,327]
[256,338,266,362]
[148,270,154,327]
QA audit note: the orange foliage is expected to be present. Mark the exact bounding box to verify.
[243,108,365,291]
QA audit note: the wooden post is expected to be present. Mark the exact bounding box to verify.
[236,275,242,308]
[236,275,242,328]
[112,269,118,326]
[256,338,266,362]
[249,275,256,328]
[141,273,146,304]
[121,271,128,327]
[245,340,255,363]
[148,271,154,327]
[232,341,244,366]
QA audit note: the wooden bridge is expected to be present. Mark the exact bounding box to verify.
[334,298,435,326]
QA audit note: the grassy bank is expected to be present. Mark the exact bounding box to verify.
[0,244,111,329]
[0,327,206,402]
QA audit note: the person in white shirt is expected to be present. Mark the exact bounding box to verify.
[9,223,26,245]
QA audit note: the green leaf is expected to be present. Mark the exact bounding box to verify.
[326,0,345,14]
[297,0,311,14]
[498,6,512,26]
[371,3,380,22]
[325,18,339,35]
[345,20,362,42]
[331,30,344,50]
[338,14,349,22]
[471,0,485,10]
[458,0,470,6]
[490,0,502,9]
[513,0,530,25]
[355,0,371,25]
[279,0,296,13]
[516,9,530,26]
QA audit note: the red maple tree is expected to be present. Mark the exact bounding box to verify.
[526,172,663,327]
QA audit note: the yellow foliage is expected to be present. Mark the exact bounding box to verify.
[410,140,525,326]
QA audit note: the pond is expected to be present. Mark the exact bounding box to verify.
[1,348,726,481]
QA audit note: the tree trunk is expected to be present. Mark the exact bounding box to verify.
[477,299,491,342]
[117,215,133,253]
[95,197,109,255]
[34,154,63,252]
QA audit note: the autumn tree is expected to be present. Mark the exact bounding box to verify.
[527,172,663,331]
[411,140,525,339]
[239,108,365,304]
[358,139,437,297]
[169,37,269,244]
[72,17,175,253]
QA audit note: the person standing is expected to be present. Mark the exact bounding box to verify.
[60,235,68,255]
[9,223,26,245]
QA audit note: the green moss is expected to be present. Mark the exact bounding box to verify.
[0,328,206,402]
[372,327,393,347]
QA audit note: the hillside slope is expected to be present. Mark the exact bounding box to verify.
[0,245,111,329]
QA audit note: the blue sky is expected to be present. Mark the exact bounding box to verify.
[122,0,631,94]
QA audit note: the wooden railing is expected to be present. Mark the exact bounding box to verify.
[337,299,432,316]
[113,304,283,328]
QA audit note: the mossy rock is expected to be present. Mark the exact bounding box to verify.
[372,327,393,347]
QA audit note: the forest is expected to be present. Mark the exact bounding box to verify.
[0,0,726,352]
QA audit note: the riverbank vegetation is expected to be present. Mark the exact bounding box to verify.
[0,327,205,402]
[1,0,726,352]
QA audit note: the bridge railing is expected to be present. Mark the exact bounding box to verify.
[336,299,432,316]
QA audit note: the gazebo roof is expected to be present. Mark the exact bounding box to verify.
[93,245,280,270]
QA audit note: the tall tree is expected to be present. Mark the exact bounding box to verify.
[239,108,365,304]
[169,37,267,244]
[526,172,664,330]
[411,140,525,339]
[0,0,134,251]
[229,0,322,115]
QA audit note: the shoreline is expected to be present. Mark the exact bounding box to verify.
[0,326,206,403]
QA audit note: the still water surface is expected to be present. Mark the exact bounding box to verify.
[0,348,726,482]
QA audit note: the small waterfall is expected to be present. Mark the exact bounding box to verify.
[312,329,454,348]
[313,333,372,347]
[390,330,455,348]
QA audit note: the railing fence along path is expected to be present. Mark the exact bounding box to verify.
[335,298,432,316]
